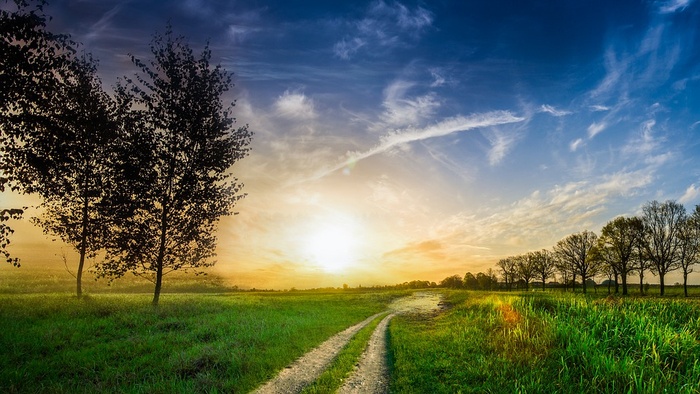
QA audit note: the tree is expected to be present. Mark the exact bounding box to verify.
[641,200,685,296]
[440,274,463,289]
[553,230,599,293]
[598,216,644,295]
[677,206,700,297]
[531,249,556,291]
[515,254,535,291]
[496,257,517,291]
[463,272,477,289]
[1,208,23,266]
[99,27,252,305]
[25,55,118,298]
[1,0,76,267]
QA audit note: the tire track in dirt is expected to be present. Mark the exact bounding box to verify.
[251,312,384,394]
[338,292,443,394]
[250,292,443,394]
[337,313,395,394]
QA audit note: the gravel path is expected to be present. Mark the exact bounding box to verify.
[251,312,384,394]
[337,313,395,394]
[250,292,443,394]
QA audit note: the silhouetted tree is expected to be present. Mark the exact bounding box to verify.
[99,27,252,306]
[597,216,644,295]
[1,0,75,266]
[0,208,23,266]
[531,249,555,291]
[678,206,700,297]
[496,256,517,291]
[553,230,599,293]
[463,272,477,289]
[440,274,463,289]
[641,200,685,296]
[515,254,535,291]
[26,55,119,298]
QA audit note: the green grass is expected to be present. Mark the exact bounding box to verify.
[301,312,389,394]
[0,291,404,393]
[389,291,700,393]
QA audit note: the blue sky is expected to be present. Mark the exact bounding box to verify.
[5,0,700,288]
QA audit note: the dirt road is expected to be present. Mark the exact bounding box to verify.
[251,292,442,394]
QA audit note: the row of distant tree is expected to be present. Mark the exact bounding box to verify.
[492,200,700,297]
[1,1,251,305]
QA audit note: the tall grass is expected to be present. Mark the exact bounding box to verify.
[0,291,402,393]
[389,291,700,393]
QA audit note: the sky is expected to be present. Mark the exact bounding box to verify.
[3,0,700,289]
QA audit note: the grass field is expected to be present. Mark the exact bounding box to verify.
[3,286,700,393]
[389,291,700,393]
[0,291,403,393]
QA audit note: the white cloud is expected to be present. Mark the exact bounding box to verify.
[590,105,611,112]
[333,0,433,59]
[307,111,526,181]
[587,122,607,138]
[540,104,572,117]
[274,91,317,120]
[484,129,519,166]
[333,37,366,59]
[380,80,440,127]
[659,0,694,13]
[679,183,700,204]
[570,138,584,152]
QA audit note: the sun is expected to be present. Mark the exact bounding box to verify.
[303,221,359,273]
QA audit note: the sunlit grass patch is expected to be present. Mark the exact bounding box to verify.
[0,291,403,393]
[389,291,700,393]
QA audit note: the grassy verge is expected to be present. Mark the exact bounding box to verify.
[389,291,700,393]
[0,291,404,393]
[301,312,388,394]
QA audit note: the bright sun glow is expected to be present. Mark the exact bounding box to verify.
[303,219,360,273]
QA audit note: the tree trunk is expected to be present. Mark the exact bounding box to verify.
[639,269,644,295]
[659,272,665,296]
[77,181,90,298]
[582,275,587,294]
[683,272,689,297]
[614,271,619,294]
[621,273,628,296]
[152,203,169,307]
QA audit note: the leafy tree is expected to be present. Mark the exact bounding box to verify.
[531,249,556,291]
[496,256,517,291]
[463,272,477,289]
[553,230,599,293]
[0,208,23,266]
[26,55,118,298]
[1,0,75,266]
[99,27,252,305]
[515,253,535,291]
[589,240,618,293]
[641,200,685,296]
[440,274,463,289]
[598,216,644,295]
[677,206,700,297]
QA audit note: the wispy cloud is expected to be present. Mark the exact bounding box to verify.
[484,128,520,166]
[570,138,584,152]
[379,80,440,127]
[587,122,607,138]
[658,0,694,13]
[273,91,317,120]
[308,111,526,181]
[540,104,572,117]
[333,0,433,59]
[679,183,700,204]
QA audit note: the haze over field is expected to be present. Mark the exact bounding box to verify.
[3,0,700,289]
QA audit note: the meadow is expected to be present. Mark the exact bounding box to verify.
[0,290,403,393]
[3,281,700,393]
[390,291,700,393]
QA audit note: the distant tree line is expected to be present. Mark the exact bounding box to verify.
[0,0,251,305]
[492,200,700,297]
